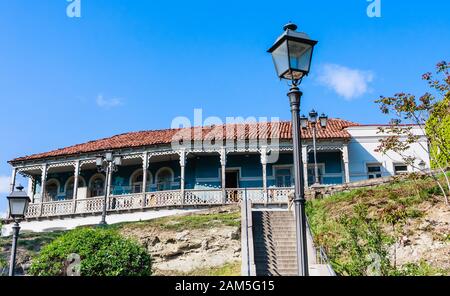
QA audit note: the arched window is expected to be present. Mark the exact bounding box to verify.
[156,167,174,191]
[45,179,60,202]
[65,176,86,200]
[130,169,152,193]
[89,174,106,197]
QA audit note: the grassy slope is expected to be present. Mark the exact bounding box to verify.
[306,174,449,276]
[112,209,240,232]
[0,206,241,276]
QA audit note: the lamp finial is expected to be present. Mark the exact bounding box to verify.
[283,22,297,31]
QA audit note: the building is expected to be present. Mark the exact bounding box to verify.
[2,119,430,234]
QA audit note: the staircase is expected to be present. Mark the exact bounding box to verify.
[253,211,299,276]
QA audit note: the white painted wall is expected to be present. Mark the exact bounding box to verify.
[1,209,201,236]
[346,125,430,182]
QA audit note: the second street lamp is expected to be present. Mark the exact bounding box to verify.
[96,152,122,226]
[302,111,328,187]
[268,22,317,276]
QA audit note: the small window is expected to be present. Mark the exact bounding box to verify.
[367,164,382,179]
[275,167,292,188]
[394,164,408,175]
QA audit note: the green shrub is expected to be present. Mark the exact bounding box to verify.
[390,261,447,276]
[29,227,152,276]
[0,256,7,276]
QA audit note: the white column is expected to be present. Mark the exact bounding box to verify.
[73,161,80,199]
[39,164,48,216]
[72,161,80,213]
[220,148,227,203]
[179,149,186,205]
[302,146,308,188]
[260,147,268,199]
[142,152,149,193]
[9,167,17,192]
[142,152,149,208]
[106,163,113,199]
[40,164,48,202]
[342,144,350,183]
[27,176,34,201]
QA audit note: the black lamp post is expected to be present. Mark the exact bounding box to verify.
[301,110,328,187]
[96,152,122,226]
[7,184,30,276]
[268,22,317,276]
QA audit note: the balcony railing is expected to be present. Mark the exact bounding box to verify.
[23,187,294,220]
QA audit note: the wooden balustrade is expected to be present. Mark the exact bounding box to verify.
[23,187,294,219]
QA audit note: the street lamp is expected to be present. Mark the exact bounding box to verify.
[268,22,317,276]
[96,152,122,226]
[7,184,30,276]
[303,110,328,187]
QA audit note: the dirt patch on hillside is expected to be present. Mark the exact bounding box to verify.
[119,206,241,275]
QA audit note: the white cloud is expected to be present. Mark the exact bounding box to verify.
[96,94,123,108]
[0,176,10,194]
[317,64,374,100]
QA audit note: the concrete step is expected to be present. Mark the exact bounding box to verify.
[255,257,296,261]
[255,235,297,240]
[258,223,296,226]
[255,268,298,276]
[255,242,298,247]
[253,210,305,276]
[254,247,296,252]
[254,253,297,259]
[255,263,298,270]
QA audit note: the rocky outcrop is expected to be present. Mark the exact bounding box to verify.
[388,202,450,270]
[119,206,241,275]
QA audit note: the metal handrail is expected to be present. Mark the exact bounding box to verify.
[306,217,337,276]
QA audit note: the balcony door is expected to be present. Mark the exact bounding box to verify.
[225,170,239,189]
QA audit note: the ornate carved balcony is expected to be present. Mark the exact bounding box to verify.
[22,187,294,220]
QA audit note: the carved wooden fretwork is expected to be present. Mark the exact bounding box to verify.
[147,150,180,162]
[79,159,96,169]
[47,161,76,170]
[306,145,343,153]
[122,154,144,161]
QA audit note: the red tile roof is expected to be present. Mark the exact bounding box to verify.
[10,119,359,163]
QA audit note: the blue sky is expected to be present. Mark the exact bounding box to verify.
[0,0,449,213]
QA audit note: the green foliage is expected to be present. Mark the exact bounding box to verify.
[306,175,448,276]
[167,261,241,276]
[118,210,240,232]
[29,227,152,276]
[333,204,392,276]
[390,261,447,276]
[375,61,450,172]
[0,256,7,275]
[426,95,450,168]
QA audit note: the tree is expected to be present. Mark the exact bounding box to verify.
[29,227,152,276]
[375,61,450,205]
[426,94,450,168]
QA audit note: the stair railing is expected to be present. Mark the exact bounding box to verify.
[306,217,337,276]
[241,188,256,276]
